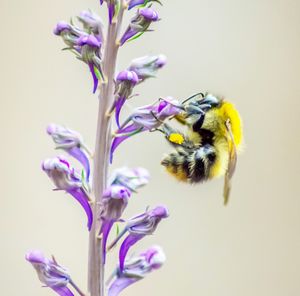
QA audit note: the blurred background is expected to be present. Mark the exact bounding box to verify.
[1,0,300,295]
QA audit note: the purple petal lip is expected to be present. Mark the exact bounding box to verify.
[54,21,71,35]
[139,8,159,21]
[77,35,101,47]
[89,63,99,94]
[52,286,74,296]
[119,234,143,271]
[108,277,138,296]
[68,188,93,231]
[150,206,169,218]
[116,70,139,85]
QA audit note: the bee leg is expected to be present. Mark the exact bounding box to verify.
[154,123,197,151]
[185,104,206,115]
[181,92,205,104]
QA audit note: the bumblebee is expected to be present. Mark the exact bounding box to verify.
[160,93,243,205]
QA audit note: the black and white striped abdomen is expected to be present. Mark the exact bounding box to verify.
[161,144,216,183]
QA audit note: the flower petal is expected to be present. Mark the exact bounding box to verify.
[100,220,114,264]
[108,277,138,296]
[52,286,74,296]
[68,147,90,181]
[115,97,126,128]
[119,234,143,271]
[110,125,141,163]
[89,63,99,93]
[68,188,93,231]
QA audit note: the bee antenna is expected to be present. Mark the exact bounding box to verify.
[182,92,204,104]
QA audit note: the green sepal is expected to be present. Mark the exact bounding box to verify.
[127,31,146,43]
[116,223,120,237]
[93,65,104,80]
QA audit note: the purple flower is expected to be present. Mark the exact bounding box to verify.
[109,206,169,271]
[78,35,103,93]
[109,167,150,192]
[128,54,167,82]
[110,97,182,162]
[99,185,131,263]
[107,246,166,296]
[54,20,103,93]
[47,124,91,181]
[25,250,74,296]
[77,10,104,42]
[128,0,162,10]
[120,8,160,45]
[42,156,93,231]
[114,70,139,128]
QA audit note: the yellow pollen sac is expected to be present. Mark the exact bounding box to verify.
[168,133,184,145]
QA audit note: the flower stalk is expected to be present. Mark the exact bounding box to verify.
[88,3,125,296]
[29,1,169,296]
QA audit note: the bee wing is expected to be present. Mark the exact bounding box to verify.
[223,119,237,205]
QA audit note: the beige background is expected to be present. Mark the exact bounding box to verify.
[1,0,300,295]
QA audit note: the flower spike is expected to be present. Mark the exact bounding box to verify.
[107,246,166,296]
[25,250,74,296]
[120,7,159,45]
[42,156,93,231]
[47,123,91,182]
[110,97,181,162]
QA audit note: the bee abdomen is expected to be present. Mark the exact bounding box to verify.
[161,145,216,183]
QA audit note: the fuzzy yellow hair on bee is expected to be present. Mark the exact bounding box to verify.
[161,93,243,205]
